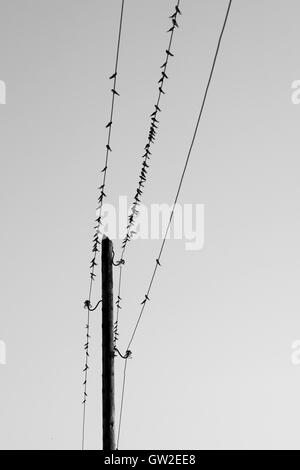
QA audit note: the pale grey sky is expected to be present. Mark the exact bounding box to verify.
[1,0,300,450]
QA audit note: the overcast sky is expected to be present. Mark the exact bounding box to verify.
[1,0,300,450]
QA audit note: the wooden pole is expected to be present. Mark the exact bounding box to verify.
[102,235,115,451]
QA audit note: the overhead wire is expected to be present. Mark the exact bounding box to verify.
[113,0,182,347]
[81,0,126,451]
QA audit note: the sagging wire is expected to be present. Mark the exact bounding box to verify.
[83,299,102,312]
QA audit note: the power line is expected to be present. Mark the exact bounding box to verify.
[81,0,126,451]
[116,0,233,448]
[114,0,182,346]
[128,0,232,352]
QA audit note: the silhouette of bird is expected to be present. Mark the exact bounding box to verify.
[106,144,112,151]
[159,87,165,95]
[156,259,161,266]
[166,49,174,57]
[90,259,97,268]
[141,294,150,305]
[106,121,112,128]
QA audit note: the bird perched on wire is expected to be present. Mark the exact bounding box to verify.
[166,49,174,57]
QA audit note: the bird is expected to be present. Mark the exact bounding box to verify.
[106,144,112,151]
[90,259,97,268]
[156,259,161,266]
[111,89,120,96]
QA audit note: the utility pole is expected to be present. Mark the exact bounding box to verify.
[102,235,115,451]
